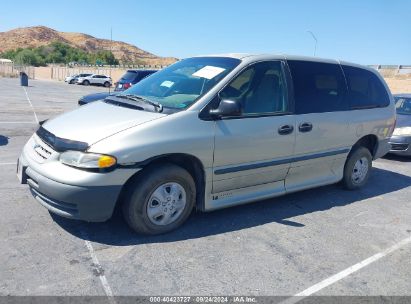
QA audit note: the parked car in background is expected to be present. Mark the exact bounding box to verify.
[78,92,120,105]
[78,70,157,105]
[65,73,92,84]
[389,94,411,156]
[114,69,157,91]
[76,74,112,87]
[18,54,395,235]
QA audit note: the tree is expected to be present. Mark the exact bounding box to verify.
[89,50,119,65]
[14,49,42,66]
[2,41,119,66]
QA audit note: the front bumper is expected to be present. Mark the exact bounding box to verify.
[18,136,138,222]
[374,138,392,159]
[389,135,411,156]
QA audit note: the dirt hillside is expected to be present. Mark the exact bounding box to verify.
[0,26,177,65]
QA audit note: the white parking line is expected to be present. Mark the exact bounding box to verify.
[19,82,115,300]
[81,230,115,302]
[0,162,17,166]
[22,87,39,125]
[281,236,411,304]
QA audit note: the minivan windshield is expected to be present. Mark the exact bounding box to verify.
[395,97,411,115]
[121,57,241,110]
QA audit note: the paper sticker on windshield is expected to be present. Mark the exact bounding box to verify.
[161,80,174,88]
[192,66,226,80]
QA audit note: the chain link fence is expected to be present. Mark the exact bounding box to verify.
[2,62,410,81]
[369,65,411,77]
[0,63,35,78]
[1,63,166,81]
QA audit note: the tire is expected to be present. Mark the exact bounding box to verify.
[104,81,110,88]
[122,164,196,235]
[83,80,90,86]
[69,79,75,84]
[342,147,372,190]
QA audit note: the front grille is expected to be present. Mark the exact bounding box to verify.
[30,135,55,163]
[34,143,52,160]
[390,143,409,151]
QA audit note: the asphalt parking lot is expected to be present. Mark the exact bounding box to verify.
[0,77,410,298]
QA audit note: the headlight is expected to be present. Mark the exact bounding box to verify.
[59,151,117,169]
[392,127,411,136]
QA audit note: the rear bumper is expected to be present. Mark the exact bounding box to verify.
[389,135,411,156]
[18,148,135,222]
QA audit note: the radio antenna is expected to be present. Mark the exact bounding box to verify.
[306,30,318,57]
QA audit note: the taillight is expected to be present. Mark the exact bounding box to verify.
[123,83,132,89]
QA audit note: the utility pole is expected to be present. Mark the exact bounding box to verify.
[109,27,112,93]
[306,30,318,56]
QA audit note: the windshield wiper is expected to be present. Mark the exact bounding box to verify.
[117,94,163,112]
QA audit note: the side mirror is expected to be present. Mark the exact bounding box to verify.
[209,99,242,119]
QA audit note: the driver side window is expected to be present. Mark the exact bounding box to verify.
[220,61,288,115]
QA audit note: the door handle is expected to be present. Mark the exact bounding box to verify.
[299,122,313,133]
[278,124,294,135]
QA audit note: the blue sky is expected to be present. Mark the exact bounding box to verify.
[0,0,410,64]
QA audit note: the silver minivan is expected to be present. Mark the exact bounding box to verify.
[18,54,396,234]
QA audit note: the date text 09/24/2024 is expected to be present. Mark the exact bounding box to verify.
[149,296,257,303]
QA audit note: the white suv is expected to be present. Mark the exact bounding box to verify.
[65,73,92,84]
[77,74,112,87]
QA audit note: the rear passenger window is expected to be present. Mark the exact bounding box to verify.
[287,61,347,114]
[342,65,390,109]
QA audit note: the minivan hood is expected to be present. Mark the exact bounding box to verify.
[42,101,165,145]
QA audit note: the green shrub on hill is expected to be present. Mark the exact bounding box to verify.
[0,41,119,66]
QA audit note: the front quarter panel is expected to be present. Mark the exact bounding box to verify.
[88,111,215,170]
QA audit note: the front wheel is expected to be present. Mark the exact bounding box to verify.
[83,80,90,86]
[104,81,111,87]
[342,147,372,190]
[122,164,196,235]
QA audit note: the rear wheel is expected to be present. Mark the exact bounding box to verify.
[122,164,196,235]
[342,147,372,190]
[83,80,90,86]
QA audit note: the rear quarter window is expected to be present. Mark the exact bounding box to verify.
[287,60,348,114]
[122,71,138,81]
[134,71,153,82]
[342,65,390,109]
